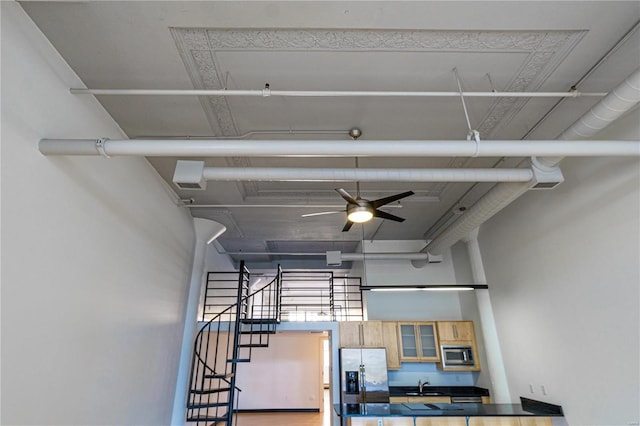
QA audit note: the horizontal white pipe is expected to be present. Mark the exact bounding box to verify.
[340,253,430,261]
[70,88,607,98]
[39,139,640,157]
[201,167,534,182]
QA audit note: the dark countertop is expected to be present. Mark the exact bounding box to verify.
[389,386,490,397]
[334,400,563,418]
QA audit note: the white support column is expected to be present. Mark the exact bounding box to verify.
[171,219,226,425]
[464,228,511,403]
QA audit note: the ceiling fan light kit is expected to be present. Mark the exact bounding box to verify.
[346,205,374,223]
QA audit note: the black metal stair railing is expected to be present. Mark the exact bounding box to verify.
[186,262,282,425]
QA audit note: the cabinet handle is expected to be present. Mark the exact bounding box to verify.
[453,324,458,339]
[359,323,364,346]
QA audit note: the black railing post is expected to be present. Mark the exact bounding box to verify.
[329,271,335,321]
[276,265,283,323]
[227,260,247,425]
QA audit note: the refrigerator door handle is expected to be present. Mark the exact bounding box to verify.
[359,364,366,396]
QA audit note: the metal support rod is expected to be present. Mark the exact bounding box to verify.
[453,68,474,133]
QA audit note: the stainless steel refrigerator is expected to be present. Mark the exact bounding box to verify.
[339,347,390,404]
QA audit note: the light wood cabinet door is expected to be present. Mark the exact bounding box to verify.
[398,322,440,362]
[437,321,474,342]
[339,321,383,347]
[417,323,439,360]
[382,322,401,370]
[339,322,363,347]
[468,418,521,426]
[518,418,552,426]
[349,418,414,426]
[415,419,467,426]
[469,418,552,426]
[398,322,420,361]
[361,321,384,347]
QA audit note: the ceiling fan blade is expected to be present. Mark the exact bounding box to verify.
[301,211,342,218]
[335,188,359,205]
[370,191,415,208]
[342,221,354,232]
[373,209,406,222]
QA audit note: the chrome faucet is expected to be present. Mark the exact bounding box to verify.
[418,378,429,393]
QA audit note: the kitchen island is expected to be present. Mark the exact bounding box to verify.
[335,397,564,426]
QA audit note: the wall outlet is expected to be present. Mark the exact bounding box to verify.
[377,419,383,426]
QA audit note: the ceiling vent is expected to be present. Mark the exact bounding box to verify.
[173,160,206,190]
[529,157,564,190]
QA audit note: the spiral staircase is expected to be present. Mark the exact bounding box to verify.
[186,262,282,425]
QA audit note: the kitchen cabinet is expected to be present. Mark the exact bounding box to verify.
[416,420,467,426]
[339,321,383,347]
[349,419,415,426]
[468,418,552,426]
[349,418,552,426]
[382,322,401,370]
[397,322,440,362]
[518,419,553,426]
[437,321,474,342]
[436,321,480,371]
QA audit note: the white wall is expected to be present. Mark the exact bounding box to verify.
[235,332,324,410]
[1,3,196,424]
[479,110,640,425]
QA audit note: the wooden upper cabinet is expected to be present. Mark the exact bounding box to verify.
[436,321,474,343]
[397,321,440,362]
[382,322,401,370]
[361,321,384,347]
[339,321,383,348]
[436,320,481,372]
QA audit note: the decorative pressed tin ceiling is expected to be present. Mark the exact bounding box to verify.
[171,28,586,137]
[170,27,586,202]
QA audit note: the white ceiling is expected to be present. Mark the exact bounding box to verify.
[20,1,640,268]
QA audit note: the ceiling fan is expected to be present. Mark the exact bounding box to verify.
[302,187,415,232]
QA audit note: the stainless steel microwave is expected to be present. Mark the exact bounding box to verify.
[441,345,475,367]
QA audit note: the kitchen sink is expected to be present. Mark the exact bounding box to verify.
[405,392,443,396]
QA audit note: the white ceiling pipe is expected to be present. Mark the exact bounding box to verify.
[339,252,430,261]
[201,167,534,182]
[424,68,640,257]
[326,251,442,266]
[540,68,640,167]
[70,87,607,98]
[38,138,640,158]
